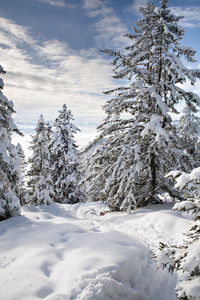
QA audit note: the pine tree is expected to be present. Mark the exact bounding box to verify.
[50,104,84,204]
[0,65,22,220]
[155,168,200,300]
[16,143,27,205]
[27,115,54,205]
[177,105,200,166]
[83,0,200,211]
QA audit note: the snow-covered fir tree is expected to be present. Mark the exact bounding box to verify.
[177,105,200,166]
[155,168,200,300]
[15,143,27,206]
[49,104,84,204]
[83,0,200,211]
[0,65,22,220]
[27,115,55,205]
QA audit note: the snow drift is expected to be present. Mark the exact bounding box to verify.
[0,202,191,300]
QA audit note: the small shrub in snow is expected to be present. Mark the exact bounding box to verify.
[167,167,200,200]
[155,168,200,300]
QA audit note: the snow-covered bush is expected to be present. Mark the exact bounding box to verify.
[155,168,200,300]
[167,167,200,200]
[0,65,22,220]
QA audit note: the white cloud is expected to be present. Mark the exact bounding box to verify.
[126,0,147,15]
[83,0,128,50]
[83,0,104,11]
[170,6,200,28]
[67,3,79,10]
[36,0,66,7]
[0,16,116,146]
[94,14,128,49]
[0,17,35,46]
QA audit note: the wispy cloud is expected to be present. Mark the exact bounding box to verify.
[83,0,105,11]
[125,0,147,15]
[83,0,128,49]
[36,0,66,7]
[170,6,200,28]
[0,17,35,46]
[0,16,114,127]
[67,3,79,10]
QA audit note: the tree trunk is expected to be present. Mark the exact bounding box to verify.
[149,152,156,202]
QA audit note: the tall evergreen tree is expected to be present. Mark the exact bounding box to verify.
[0,65,22,220]
[83,0,200,211]
[16,143,27,205]
[27,115,54,205]
[50,104,84,204]
[177,105,200,166]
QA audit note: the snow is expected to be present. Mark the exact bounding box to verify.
[190,167,200,181]
[167,167,200,199]
[141,114,169,144]
[0,201,192,300]
[176,277,200,300]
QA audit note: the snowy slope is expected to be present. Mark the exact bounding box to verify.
[0,202,191,300]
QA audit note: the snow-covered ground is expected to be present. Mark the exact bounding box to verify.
[0,201,192,300]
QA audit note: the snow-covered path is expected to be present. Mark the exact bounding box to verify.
[0,202,191,300]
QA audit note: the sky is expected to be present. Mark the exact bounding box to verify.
[0,0,200,152]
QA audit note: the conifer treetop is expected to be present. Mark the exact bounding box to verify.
[102,0,200,122]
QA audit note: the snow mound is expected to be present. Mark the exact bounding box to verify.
[63,201,109,219]
[69,236,170,300]
[0,202,191,300]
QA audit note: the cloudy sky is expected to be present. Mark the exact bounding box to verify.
[0,0,200,151]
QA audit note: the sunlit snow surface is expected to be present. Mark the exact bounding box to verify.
[0,202,191,300]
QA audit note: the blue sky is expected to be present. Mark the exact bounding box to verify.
[0,0,200,151]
